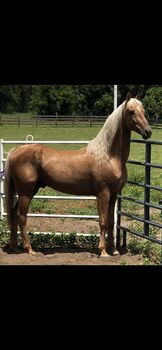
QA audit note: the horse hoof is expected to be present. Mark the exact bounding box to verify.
[113,250,120,256]
[24,247,37,256]
[28,249,37,256]
[5,244,20,253]
[100,253,111,258]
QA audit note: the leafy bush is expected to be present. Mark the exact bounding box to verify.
[24,231,99,250]
[128,236,161,265]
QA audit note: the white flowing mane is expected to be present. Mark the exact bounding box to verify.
[87,102,124,157]
[87,98,143,160]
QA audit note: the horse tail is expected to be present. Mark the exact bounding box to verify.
[4,149,17,229]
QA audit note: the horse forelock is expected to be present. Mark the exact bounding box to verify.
[126,98,143,109]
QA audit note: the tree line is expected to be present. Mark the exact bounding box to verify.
[0,85,162,119]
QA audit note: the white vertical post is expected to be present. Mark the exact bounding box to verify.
[114,85,117,110]
[0,139,4,220]
[113,86,118,247]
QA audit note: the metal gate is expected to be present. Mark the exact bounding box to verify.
[0,138,162,246]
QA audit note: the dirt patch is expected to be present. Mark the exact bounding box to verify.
[0,247,143,265]
[0,216,144,265]
[0,218,159,266]
[27,217,99,234]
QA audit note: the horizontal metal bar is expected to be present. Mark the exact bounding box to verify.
[127,161,162,169]
[1,140,90,144]
[127,181,145,187]
[32,232,100,237]
[118,211,162,229]
[145,162,162,169]
[118,195,144,205]
[2,139,162,145]
[118,211,144,223]
[1,194,96,200]
[130,139,147,144]
[127,160,145,166]
[127,181,162,191]
[6,230,101,237]
[144,219,162,229]
[130,139,162,145]
[146,184,162,191]
[33,195,96,200]
[118,225,162,245]
[3,213,99,219]
[118,195,162,210]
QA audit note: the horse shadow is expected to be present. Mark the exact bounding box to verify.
[2,245,128,256]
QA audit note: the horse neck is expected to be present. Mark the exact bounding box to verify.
[87,103,131,163]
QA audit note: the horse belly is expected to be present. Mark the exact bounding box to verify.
[41,164,94,195]
[51,180,93,195]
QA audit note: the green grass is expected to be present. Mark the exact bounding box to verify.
[0,125,100,152]
[1,124,162,221]
[1,125,162,192]
[1,125,161,263]
[128,235,162,265]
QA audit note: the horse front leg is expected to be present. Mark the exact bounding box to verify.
[107,194,119,256]
[97,187,110,257]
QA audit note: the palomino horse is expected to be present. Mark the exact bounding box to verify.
[4,94,152,257]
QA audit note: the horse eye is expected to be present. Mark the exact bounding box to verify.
[129,110,134,115]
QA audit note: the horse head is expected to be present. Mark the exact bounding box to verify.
[124,93,152,140]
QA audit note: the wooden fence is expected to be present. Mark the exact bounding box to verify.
[0,114,162,128]
[0,115,107,127]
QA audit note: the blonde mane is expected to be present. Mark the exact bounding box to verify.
[87,102,124,160]
[87,98,144,162]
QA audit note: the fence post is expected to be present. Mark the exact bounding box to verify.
[114,200,118,248]
[144,142,151,236]
[90,113,92,127]
[18,115,21,127]
[116,192,122,248]
[0,139,4,220]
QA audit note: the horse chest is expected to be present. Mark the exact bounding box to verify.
[108,169,126,188]
[94,160,127,192]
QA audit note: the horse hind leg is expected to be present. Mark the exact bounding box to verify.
[17,194,36,255]
[6,201,19,252]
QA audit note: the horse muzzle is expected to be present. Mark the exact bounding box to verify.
[142,126,152,140]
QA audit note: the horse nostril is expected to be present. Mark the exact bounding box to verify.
[143,128,152,139]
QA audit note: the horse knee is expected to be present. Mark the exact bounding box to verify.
[108,223,114,232]
[18,214,27,228]
[99,219,108,231]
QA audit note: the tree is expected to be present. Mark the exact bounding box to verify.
[94,93,113,115]
[142,86,162,122]
[0,85,20,113]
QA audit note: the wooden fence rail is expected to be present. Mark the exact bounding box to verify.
[0,115,162,128]
[0,115,107,127]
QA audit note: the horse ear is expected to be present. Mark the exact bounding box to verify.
[125,91,132,107]
[125,91,132,103]
[136,88,144,100]
[135,92,141,100]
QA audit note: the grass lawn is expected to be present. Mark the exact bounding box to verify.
[0,124,161,263]
[0,124,162,211]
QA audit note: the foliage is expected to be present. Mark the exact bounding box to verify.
[1,84,161,117]
[0,220,9,246]
[0,227,99,250]
[128,236,162,265]
[142,86,162,121]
